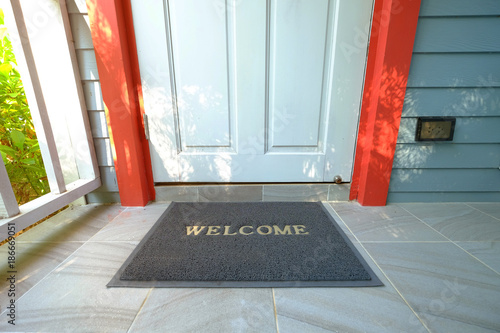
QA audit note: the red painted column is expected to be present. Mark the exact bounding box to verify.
[350,0,421,206]
[87,0,155,206]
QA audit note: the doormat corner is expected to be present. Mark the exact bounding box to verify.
[108,201,383,288]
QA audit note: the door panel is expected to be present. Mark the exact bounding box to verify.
[169,0,236,152]
[131,0,373,183]
[268,0,330,152]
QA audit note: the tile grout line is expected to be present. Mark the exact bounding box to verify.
[272,288,280,333]
[399,205,500,277]
[397,205,457,244]
[85,206,133,243]
[361,241,452,243]
[127,287,153,333]
[0,205,132,313]
[276,313,335,332]
[452,242,500,277]
[2,203,173,319]
[465,203,500,222]
[326,202,433,333]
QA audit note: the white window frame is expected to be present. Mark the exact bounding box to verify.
[0,0,101,240]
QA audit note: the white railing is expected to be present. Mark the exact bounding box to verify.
[0,0,101,240]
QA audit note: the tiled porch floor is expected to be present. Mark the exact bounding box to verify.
[0,201,499,332]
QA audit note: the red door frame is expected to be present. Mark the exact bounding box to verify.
[87,0,420,207]
[87,0,155,206]
[349,0,421,205]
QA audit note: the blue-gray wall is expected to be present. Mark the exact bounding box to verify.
[388,0,500,202]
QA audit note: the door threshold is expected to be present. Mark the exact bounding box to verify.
[154,183,350,202]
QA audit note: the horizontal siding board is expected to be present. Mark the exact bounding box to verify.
[93,138,114,167]
[85,167,119,204]
[88,111,109,138]
[95,166,119,192]
[82,81,104,111]
[398,117,500,144]
[393,144,500,169]
[86,192,121,204]
[387,192,500,203]
[67,0,116,203]
[419,0,500,17]
[397,8,500,201]
[389,169,500,192]
[67,0,88,14]
[76,49,99,80]
[402,88,500,117]
[69,14,93,49]
[407,54,500,88]
[413,18,500,53]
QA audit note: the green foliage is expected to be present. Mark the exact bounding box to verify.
[0,8,49,204]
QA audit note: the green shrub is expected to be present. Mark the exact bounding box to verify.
[0,8,49,204]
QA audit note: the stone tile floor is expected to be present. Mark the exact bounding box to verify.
[0,201,499,332]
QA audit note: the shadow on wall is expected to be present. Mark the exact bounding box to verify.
[390,72,500,192]
[354,63,409,188]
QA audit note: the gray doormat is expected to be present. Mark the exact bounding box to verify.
[108,202,383,288]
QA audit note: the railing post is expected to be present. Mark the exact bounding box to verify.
[0,158,20,218]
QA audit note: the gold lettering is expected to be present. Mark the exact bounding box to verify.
[239,226,254,235]
[257,225,273,235]
[188,225,309,236]
[186,226,206,236]
[223,226,237,236]
[206,226,221,235]
[273,225,292,235]
[293,225,309,235]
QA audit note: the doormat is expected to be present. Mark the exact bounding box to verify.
[108,202,383,288]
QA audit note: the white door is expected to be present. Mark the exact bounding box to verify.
[131,0,373,182]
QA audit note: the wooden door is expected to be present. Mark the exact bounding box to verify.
[131,0,373,182]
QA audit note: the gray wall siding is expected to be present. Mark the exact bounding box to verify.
[68,0,120,203]
[388,0,500,203]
